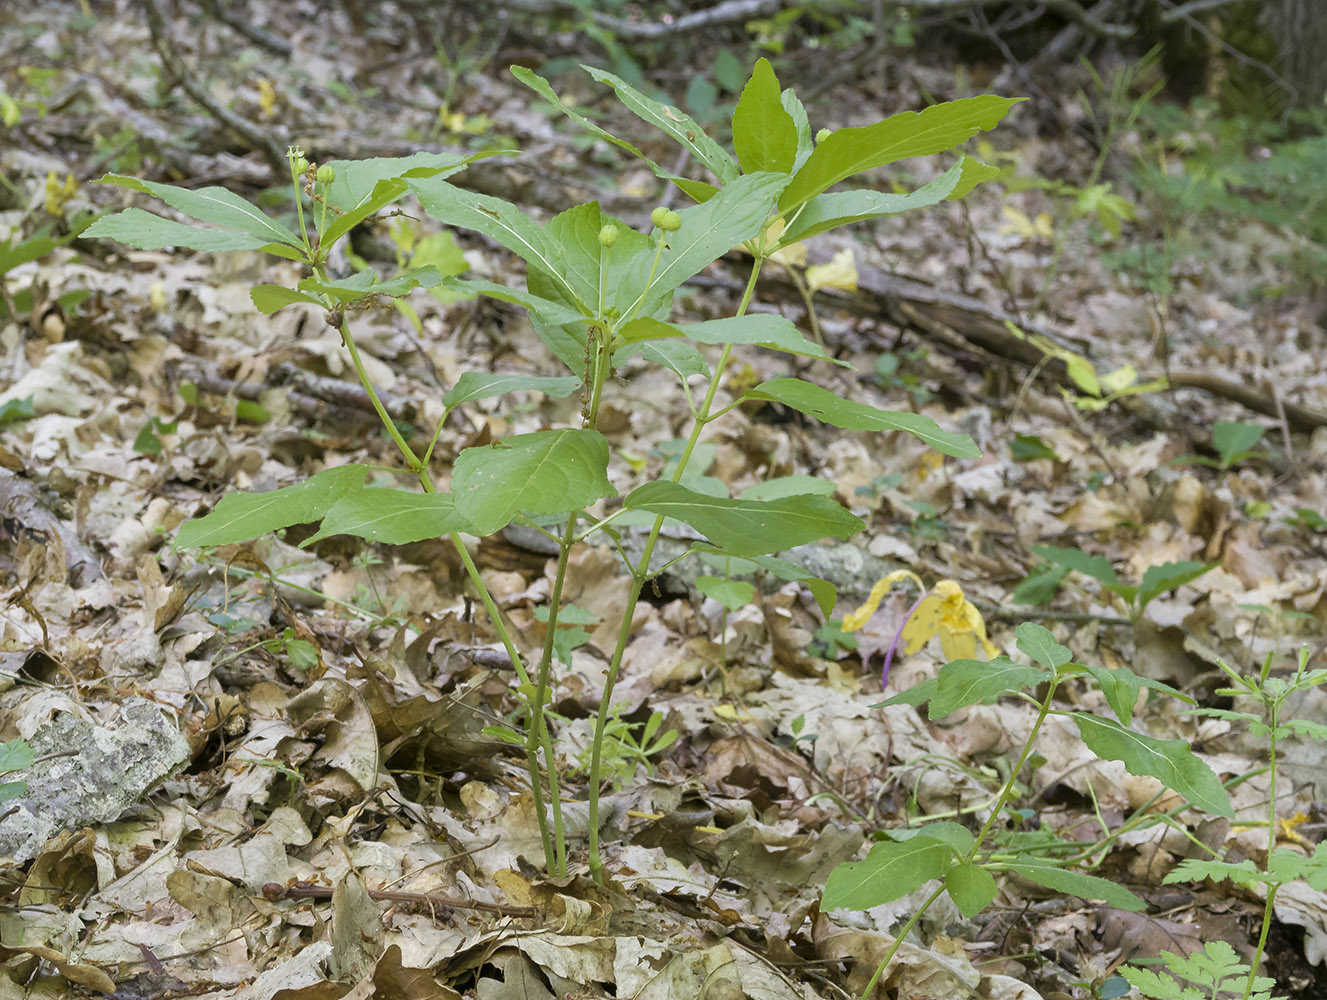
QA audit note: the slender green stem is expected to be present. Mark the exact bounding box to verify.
[1245,697,1281,998]
[586,258,765,883]
[968,681,1058,859]
[858,883,947,1000]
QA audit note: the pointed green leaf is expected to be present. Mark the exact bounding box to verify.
[442,373,582,409]
[688,543,837,617]
[406,178,582,309]
[530,202,656,316]
[1031,545,1121,589]
[931,658,1051,718]
[1015,622,1072,670]
[83,208,291,255]
[304,489,468,545]
[452,429,613,535]
[946,863,997,919]
[696,576,756,611]
[732,58,797,175]
[625,172,788,299]
[1080,662,1192,727]
[780,88,815,170]
[875,676,939,707]
[892,821,974,855]
[176,465,368,548]
[319,151,489,246]
[631,339,710,381]
[744,377,979,458]
[624,481,863,557]
[1074,713,1233,817]
[1212,420,1264,466]
[779,95,1022,213]
[680,315,843,364]
[823,837,954,911]
[1003,859,1144,911]
[738,476,837,500]
[584,66,739,184]
[781,157,1001,243]
[91,174,303,246]
[1138,560,1216,613]
[251,285,324,314]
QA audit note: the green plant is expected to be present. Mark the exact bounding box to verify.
[1173,420,1267,473]
[822,622,1229,999]
[1121,645,1327,1000]
[1012,545,1215,619]
[574,707,677,790]
[83,58,1018,880]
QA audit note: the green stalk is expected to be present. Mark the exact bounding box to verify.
[858,883,946,1000]
[337,314,561,871]
[586,258,765,883]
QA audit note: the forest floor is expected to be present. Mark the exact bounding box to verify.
[2,2,1327,999]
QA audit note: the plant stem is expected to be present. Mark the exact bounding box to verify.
[336,313,564,871]
[858,883,947,1000]
[586,258,765,883]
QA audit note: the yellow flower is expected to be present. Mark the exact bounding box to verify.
[256,78,276,118]
[844,572,997,661]
[44,171,76,216]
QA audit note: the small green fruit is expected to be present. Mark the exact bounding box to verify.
[316,164,336,185]
[659,210,682,232]
[650,206,669,228]
[292,156,311,174]
[598,224,619,247]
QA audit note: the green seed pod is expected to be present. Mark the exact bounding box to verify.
[292,156,311,174]
[316,164,336,185]
[598,224,619,247]
[650,206,669,228]
[659,210,682,232]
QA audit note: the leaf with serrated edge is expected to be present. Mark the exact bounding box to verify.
[1074,713,1233,817]
[931,658,1050,717]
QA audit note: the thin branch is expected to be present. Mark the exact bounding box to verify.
[899,0,1133,38]
[138,0,286,175]
[197,0,292,56]
[590,0,786,41]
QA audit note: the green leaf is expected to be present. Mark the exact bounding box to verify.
[1011,562,1070,605]
[441,373,582,409]
[626,172,789,300]
[452,429,613,535]
[0,738,34,774]
[251,285,323,314]
[891,820,973,855]
[0,395,35,428]
[691,544,837,617]
[1120,942,1273,1000]
[89,174,303,247]
[822,837,955,911]
[176,465,368,548]
[1137,560,1216,613]
[945,863,997,919]
[1074,714,1233,818]
[744,377,979,458]
[320,151,487,247]
[584,65,739,184]
[532,202,658,317]
[1212,420,1264,467]
[619,314,838,365]
[780,88,815,170]
[930,658,1051,718]
[624,481,863,557]
[1010,433,1061,462]
[1080,662,1192,726]
[298,266,440,304]
[1163,857,1264,888]
[1003,859,1144,911]
[1032,544,1125,591]
[512,66,665,176]
[738,476,837,501]
[83,208,294,255]
[874,676,938,707]
[778,95,1023,213]
[780,157,1000,243]
[406,178,581,309]
[696,576,756,611]
[1015,622,1072,670]
[732,58,797,175]
[303,489,468,545]
[0,781,26,803]
[634,339,710,381]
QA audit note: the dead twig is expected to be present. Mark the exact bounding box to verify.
[261,879,537,918]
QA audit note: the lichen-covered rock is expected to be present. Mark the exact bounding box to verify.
[0,698,190,862]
